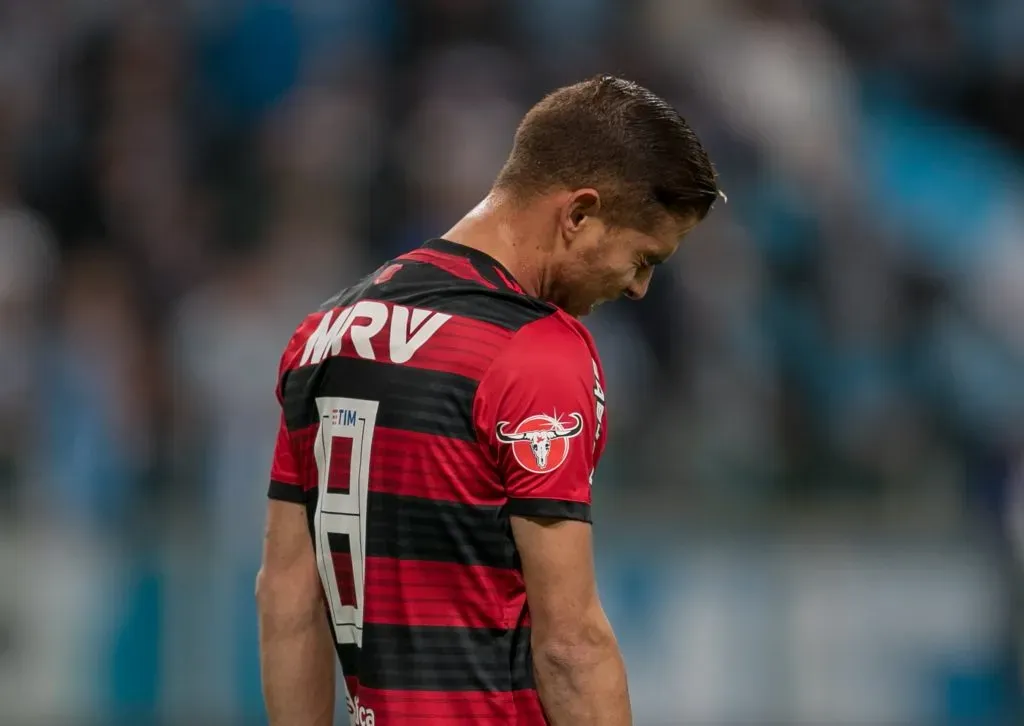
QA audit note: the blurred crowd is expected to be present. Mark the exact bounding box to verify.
[1,0,1023,721]
[3,0,1023,533]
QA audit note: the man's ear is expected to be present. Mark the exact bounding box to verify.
[559,189,602,243]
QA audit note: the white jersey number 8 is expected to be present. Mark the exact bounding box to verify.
[312,396,378,648]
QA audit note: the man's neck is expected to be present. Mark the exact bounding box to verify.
[441,192,549,299]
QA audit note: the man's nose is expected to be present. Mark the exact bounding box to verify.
[624,275,651,301]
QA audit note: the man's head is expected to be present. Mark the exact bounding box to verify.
[493,75,720,316]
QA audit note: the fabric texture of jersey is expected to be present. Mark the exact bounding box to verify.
[267,238,608,725]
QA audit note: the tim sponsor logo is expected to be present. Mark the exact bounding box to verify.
[331,408,358,427]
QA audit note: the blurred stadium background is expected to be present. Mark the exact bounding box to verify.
[1,0,1024,723]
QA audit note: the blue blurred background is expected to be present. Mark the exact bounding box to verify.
[1,0,1023,723]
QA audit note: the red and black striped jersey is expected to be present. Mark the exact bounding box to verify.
[267,238,608,725]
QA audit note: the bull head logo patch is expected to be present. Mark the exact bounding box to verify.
[495,413,584,474]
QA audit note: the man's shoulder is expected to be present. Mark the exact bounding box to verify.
[275,248,604,385]
[276,308,334,380]
[493,311,602,384]
[512,310,601,361]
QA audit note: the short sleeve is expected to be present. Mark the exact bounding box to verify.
[268,409,306,503]
[475,315,605,523]
[267,331,309,504]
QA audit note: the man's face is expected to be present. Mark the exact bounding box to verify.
[549,206,700,317]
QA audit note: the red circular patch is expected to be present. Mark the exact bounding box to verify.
[496,413,583,474]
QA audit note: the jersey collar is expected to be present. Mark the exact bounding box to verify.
[421,238,526,294]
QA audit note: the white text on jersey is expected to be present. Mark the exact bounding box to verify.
[589,358,605,487]
[301,301,452,366]
[592,358,605,445]
[347,694,376,726]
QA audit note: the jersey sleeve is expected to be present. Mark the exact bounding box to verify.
[268,408,306,503]
[267,330,309,504]
[475,315,604,523]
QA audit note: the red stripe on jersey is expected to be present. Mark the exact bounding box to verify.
[374,263,403,285]
[400,248,498,289]
[492,265,525,294]
[353,686,546,725]
[442,313,518,344]
[370,428,501,505]
[364,557,524,629]
[512,689,547,724]
[410,314,512,378]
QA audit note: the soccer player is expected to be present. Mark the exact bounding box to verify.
[256,75,720,726]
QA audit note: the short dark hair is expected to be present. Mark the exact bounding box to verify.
[494,75,720,231]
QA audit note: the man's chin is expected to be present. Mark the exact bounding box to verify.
[555,297,602,318]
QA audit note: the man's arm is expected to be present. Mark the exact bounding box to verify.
[256,500,335,726]
[511,516,631,725]
[475,314,627,723]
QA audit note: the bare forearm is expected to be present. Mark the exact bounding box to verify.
[259,603,336,726]
[533,638,631,725]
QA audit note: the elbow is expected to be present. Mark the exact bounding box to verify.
[254,567,272,611]
[255,565,323,631]
[254,566,277,606]
[532,612,619,671]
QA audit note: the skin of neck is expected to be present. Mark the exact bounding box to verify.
[441,189,558,300]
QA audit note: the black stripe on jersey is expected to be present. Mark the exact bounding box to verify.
[268,479,308,504]
[338,624,535,692]
[362,493,516,569]
[339,642,360,681]
[328,530,352,554]
[377,263,554,330]
[281,357,478,441]
[421,237,527,292]
[316,257,553,331]
[506,497,592,523]
[308,492,516,569]
[305,491,516,569]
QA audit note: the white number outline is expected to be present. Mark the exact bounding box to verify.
[312,396,378,648]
